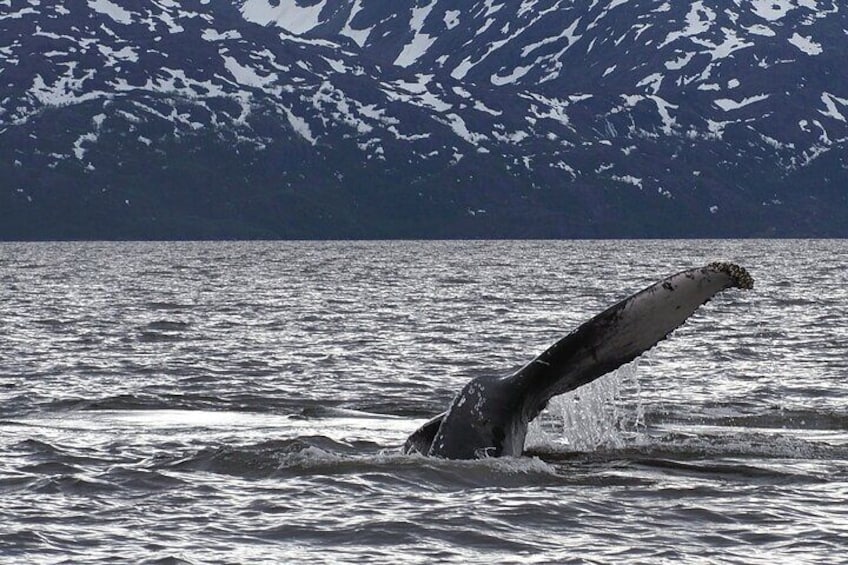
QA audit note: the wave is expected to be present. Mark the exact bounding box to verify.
[143,320,192,332]
[627,458,824,482]
[138,331,188,343]
[149,426,844,491]
[699,409,848,430]
[529,426,848,485]
[153,435,560,488]
[30,393,315,415]
[39,393,226,412]
[4,427,841,503]
[653,429,848,460]
[145,301,194,311]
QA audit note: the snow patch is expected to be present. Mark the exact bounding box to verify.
[621,95,678,134]
[521,19,581,58]
[451,58,475,80]
[395,1,437,68]
[73,132,98,160]
[524,93,572,127]
[30,64,101,107]
[444,10,460,30]
[819,92,848,122]
[282,107,315,145]
[98,44,138,63]
[637,72,663,95]
[474,100,502,116]
[660,1,714,48]
[435,113,488,146]
[788,33,823,55]
[698,28,754,60]
[341,0,371,47]
[611,175,643,189]
[88,0,133,25]
[202,29,242,42]
[714,94,770,111]
[665,52,694,71]
[552,161,578,178]
[222,55,277,89]
[750,0,794,22]
[382,75,452,113]
[491,65,533,86]
[312,82,376,135]
[240,0,326,36]
[745,24,776,37]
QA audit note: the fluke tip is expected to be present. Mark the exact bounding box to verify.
[708,262,754,290]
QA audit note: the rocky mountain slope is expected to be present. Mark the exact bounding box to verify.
[1,0,846,239]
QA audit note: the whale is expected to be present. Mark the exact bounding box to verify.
[404,262,754,459]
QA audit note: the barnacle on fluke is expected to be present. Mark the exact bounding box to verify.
[709,262,754,290]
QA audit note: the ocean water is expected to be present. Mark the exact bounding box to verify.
[1,240,846,564]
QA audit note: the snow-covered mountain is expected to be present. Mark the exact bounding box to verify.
[1,0,846,238]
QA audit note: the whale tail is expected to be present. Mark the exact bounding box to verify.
[405,262,754,458]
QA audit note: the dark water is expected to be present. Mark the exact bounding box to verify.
[1,240,846,564]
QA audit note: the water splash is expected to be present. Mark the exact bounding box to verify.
[526,362,646,451]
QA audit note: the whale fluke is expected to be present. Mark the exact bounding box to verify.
[404,262,754,459]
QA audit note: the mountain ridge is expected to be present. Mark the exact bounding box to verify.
[1,0,846,239]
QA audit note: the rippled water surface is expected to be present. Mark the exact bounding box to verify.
[1,240,846,564]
